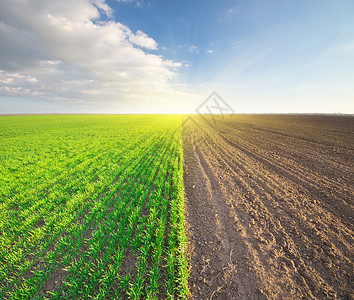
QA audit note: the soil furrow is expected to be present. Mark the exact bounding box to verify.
[183,115,354,300]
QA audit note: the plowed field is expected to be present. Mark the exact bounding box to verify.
[183,115,353,299]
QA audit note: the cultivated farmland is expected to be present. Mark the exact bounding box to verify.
[183,114,354,299]
[1,114,353,300]
[0,115,188,299]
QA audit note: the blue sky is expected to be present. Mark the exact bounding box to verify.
[0,0,353,113]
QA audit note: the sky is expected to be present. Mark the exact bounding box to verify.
[0,0,353,114]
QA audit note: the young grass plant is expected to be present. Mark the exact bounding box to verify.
[0,115,189,299]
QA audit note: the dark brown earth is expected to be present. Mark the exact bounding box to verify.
[183,115,354,300]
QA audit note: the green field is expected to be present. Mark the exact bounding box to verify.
[0,115,188,299]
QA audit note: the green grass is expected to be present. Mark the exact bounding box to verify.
[0,115,189,299]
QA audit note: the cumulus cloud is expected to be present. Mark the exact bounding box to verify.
[128,30,158,50]
[0,0,190,111]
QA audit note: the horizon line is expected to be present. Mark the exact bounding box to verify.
[1,112,353,117]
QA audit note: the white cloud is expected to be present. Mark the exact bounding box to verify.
[0,0,192,112]
[92,0,113,17]
[218,7,238,21]
[128,30,158,50]
[0,70,41,97]
[188,45,200,54]
[114,0,145,8]
[207,49,214,54]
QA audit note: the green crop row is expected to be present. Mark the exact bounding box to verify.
[0,115,189,299]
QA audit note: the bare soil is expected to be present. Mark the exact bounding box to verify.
[183,115,354,300]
